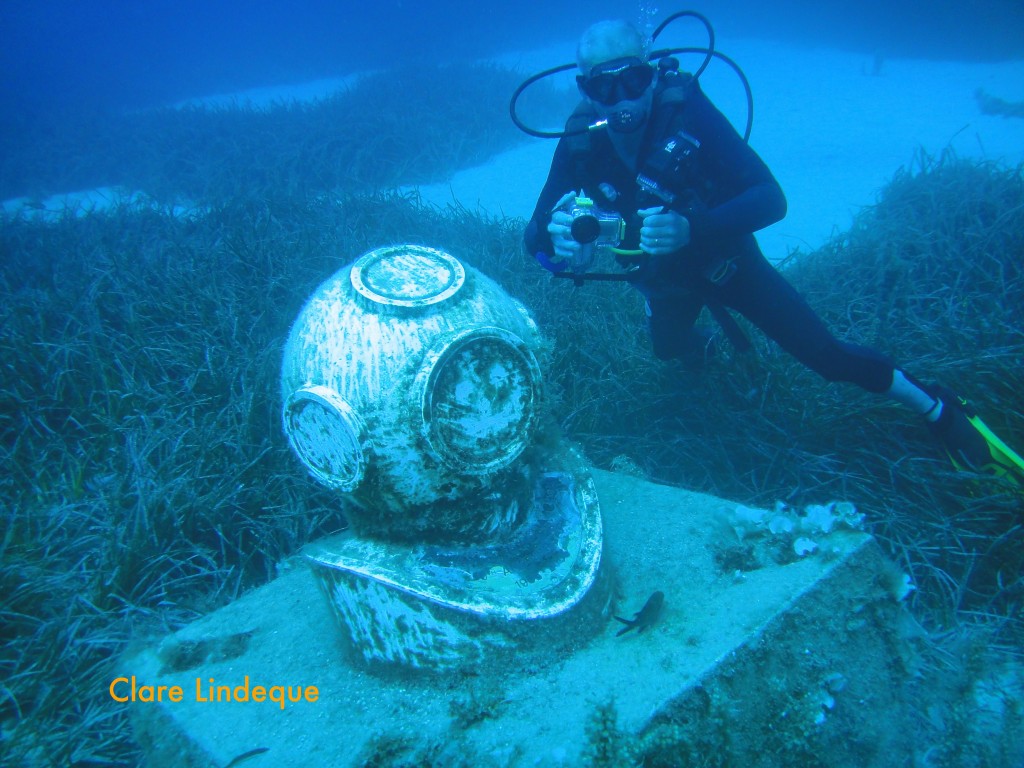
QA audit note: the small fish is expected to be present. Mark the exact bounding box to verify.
[614,590,664,636]
[224,748,269,768]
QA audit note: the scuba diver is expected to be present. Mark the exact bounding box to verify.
[517,16,1024,483]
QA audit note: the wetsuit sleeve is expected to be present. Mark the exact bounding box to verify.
[684,85,787,246]
[523,138,577,257]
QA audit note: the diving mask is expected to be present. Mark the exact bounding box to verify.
[577,57,655,106]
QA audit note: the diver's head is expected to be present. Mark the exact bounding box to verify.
[576,20,654,134]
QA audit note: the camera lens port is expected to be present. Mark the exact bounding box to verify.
[570,214,601,244]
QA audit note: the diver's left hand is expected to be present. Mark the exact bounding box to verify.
[639,207,690,255]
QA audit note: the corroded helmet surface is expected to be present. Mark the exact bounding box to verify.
[281,244,546,540]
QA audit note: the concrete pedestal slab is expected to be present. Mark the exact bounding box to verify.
[122,469,917,767]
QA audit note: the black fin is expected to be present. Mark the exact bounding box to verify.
[614,616,636,636]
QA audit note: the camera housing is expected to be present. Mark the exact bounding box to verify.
[568,197,625,246]
[566,196,626,273]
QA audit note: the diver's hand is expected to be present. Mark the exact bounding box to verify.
[547,210,581,263]
[639,207,690,255]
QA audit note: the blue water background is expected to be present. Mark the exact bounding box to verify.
[3,0,1023,121]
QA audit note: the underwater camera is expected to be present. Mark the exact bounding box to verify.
[558,193,642,280]
[565,196,626,278]
[568,197,625,251]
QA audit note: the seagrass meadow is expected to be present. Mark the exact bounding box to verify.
[1,62,1023,765]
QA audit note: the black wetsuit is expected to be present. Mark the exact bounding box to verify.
[524,76,895,393]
